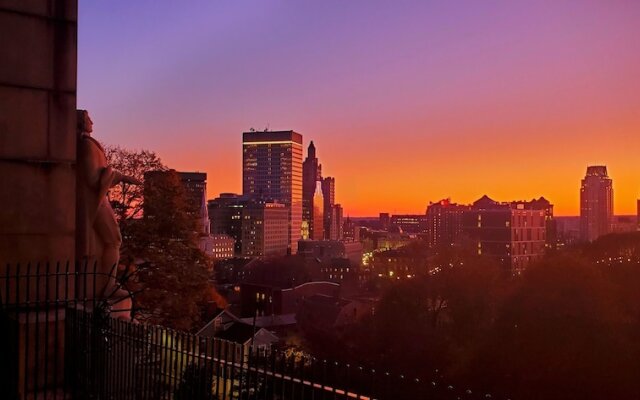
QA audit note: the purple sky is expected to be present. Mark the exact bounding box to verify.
[78,1,640,216]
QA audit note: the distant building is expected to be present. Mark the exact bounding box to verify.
[144,170,214,256]
[462,195,546,275]
[638,199,640,231]
[322,177,336,239]
[241,202,289,258]
[243,130,303,254]
[298,239,363,267]
[208,194,289,258]
[240,281,340,318]
[369,246,428,279]
[201,234,235,261]
[332,204,344,240]
[379,213,390,231]
[177,172,210,236]
[580,165,613,242]
[312,181,324,240]
[611,215,637,233]
[302,141,322,240]
[342,217,360,242]
[390,214,428,234]
[425,199,470,248]
[208,193,245,254]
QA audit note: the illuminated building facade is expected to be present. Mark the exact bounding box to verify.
[312,181,324,240]
[241,202,289,258]
[202,234,236,261]
[243,130,303,254]
[580,165,613,242]
[209,194,289,258]
[389,214,428,234]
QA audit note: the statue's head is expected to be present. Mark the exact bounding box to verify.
[76,109,93,134]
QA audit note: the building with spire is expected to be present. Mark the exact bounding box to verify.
[303,141,323,239]
[580,165,613,242]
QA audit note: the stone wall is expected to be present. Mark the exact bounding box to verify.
[0,0,78,265]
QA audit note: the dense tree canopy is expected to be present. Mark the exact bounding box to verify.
[313,233,640,399]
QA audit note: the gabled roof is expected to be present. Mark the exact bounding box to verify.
[197,308,241,336]
[215,323,257,344]
[214,323,279,345]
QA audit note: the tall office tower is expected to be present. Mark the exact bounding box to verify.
[302,141,322,240]
[425,199,470,248]
[580,165,613,242]
[243,130,303,254]
[462,196,547,275]
[322,177,336,239]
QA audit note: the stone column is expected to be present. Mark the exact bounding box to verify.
[0,1,78,397]
[0,0,77,264]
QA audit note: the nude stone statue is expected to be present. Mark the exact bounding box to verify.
[76,110,140,307]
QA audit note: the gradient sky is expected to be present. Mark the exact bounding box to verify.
[78,1,640,217]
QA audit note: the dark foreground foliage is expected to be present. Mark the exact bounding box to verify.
[311,232,640,400]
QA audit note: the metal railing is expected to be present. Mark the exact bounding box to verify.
[0,262,488,400]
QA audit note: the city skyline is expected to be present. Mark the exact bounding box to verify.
[78,1,640,217]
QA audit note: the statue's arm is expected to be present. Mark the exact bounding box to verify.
[109,170,142,187]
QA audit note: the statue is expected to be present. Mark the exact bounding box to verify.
[76,110,140,313]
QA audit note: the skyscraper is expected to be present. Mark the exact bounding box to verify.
[322,177,336,239]
[302,141,322,240]
[312,181,324,240]
[580,165,613,242]
[243,130,303,254]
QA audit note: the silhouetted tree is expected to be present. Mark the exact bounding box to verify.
[104,144,167,222]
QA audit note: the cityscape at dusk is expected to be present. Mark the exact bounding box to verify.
[2,1,640,399]
[77,1,640,216]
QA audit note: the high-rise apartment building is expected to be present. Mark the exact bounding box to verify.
[425,199,470,248]
[580,166,613,242]
[243,130,303,254]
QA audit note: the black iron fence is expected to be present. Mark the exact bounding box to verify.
[0,262,494,400]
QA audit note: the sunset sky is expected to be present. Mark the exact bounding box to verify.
[78,1,640,217]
